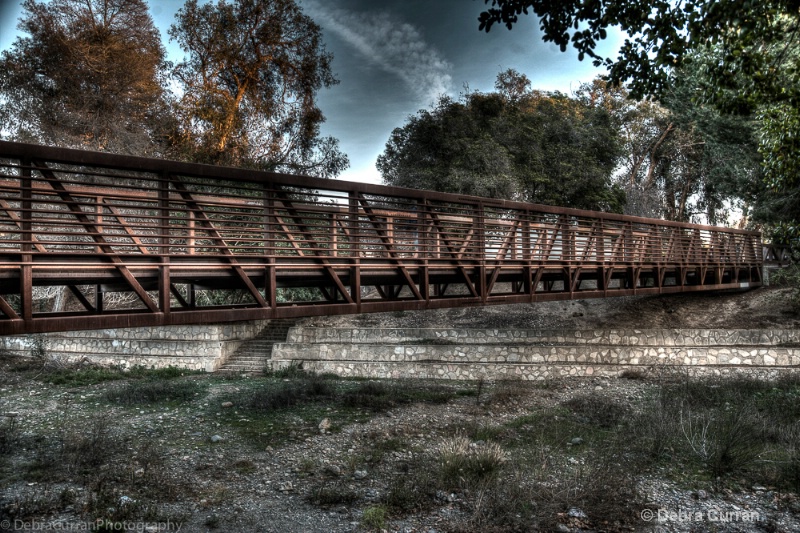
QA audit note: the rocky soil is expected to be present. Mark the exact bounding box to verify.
[0,287,798,533]
[303,286,799,331]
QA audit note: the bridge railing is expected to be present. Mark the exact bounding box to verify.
[0,141,763,334]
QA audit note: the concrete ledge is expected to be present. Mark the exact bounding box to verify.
[273,342,800,367]
[285,360,799,381]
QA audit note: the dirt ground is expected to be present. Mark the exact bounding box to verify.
[1,286,799,533]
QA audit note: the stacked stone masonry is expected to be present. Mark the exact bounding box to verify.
[0,321,269,372]
[2,323,798,379]
[272,327,800,380]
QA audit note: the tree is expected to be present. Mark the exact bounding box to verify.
[478,0,800,102]
[480,0,799,240]
[378,70,625,212]
[0,0,166,154]
[577,77,762,224]
[167,0,348,177]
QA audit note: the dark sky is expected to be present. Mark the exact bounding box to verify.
[0,0,622,184]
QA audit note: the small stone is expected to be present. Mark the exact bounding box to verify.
[694,489,709,500]
[557,525,571,533]
[210,435,224,443]
[277,481,294,492]
[752,485,767,492]
[319,418,331,434]
[570,437,584,446]
[324,464,342,477]
[567,507,587,519]
[221,402,234,408]
[353,470,368,480]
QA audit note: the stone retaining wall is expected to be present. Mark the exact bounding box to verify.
[272,327,800,380]
[287,327,800,347]
[0,320,268,371]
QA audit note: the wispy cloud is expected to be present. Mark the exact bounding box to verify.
[303,1,452,104]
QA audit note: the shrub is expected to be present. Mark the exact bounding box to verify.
[771,262,800,310]
[679,403,765,479]
[307,483,359,506]
[384,462,438,514]
[248,375,335,411]
[342,381,394,411]
[105,378,202,405]
[437,437,507,490]
[563,395,629,429]
[0,413,18,455]
[361,505,388,531]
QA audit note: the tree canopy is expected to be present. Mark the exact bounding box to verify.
[0,0,166,154]
[480,0,800,241]
[378,70,625,212]
[167,0,348,177]
[479,0,800,102]
[0,0,348,179]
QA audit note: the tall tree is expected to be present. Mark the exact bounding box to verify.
[378,70,624,212]
[167,0,348,177]
[0,0,166,154]
[577,78,762,224]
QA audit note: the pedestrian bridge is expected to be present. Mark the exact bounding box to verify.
[0,141,763,335]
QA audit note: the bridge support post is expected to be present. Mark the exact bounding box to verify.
[20,158,32,322]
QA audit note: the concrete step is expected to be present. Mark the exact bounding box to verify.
[273,342,800,367]
[274,359,793,381]
[218,318,299,374]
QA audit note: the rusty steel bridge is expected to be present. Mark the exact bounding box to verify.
[0,141,763,335]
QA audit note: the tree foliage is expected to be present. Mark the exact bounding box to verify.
[479,0,800,239]
[0,0,166,154]
[167,0,348,177]
[479,0,800,102]
[378,70,625,212]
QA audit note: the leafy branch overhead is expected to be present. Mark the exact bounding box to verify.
[479,0,800,104]
[480,0,800,241]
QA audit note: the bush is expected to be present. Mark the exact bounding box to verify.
[771,262,800,310]
[307,483,359,506]
[384,462,438,513]
[248,375,335,411]
[437,437,507,490]
[342,381,395,411]
[361,505,388,531]
[679,403,765,479]
[0,414,18,455]
[106,379,202,405]
[563,395,629,429]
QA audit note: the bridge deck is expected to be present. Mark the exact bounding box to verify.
[0,141,762,334]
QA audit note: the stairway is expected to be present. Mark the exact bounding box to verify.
[218,319,298,374]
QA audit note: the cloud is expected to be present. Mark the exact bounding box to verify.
[303,1,452,104]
